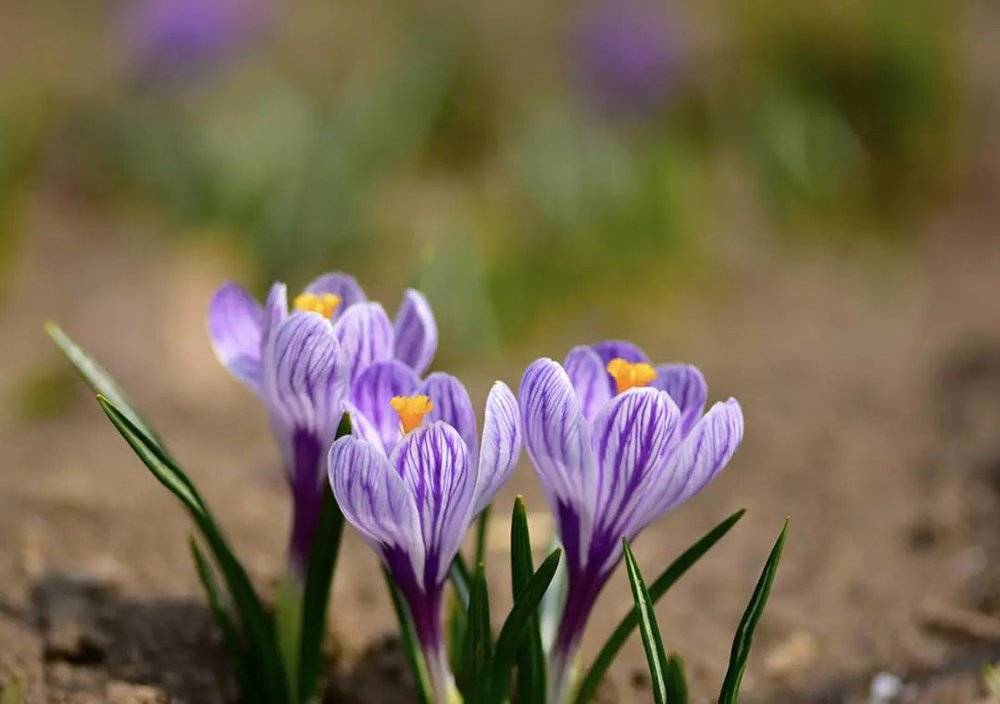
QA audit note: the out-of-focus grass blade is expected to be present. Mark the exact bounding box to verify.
[45,322,162,447]
[538,533,567,653]
[1,675,24,704]
[574,509,746,704]
[488,548,562,704]
[717,519,788,704]
[383,569,433,704]
[510,497,546,704]
[190,538,257,702]
[296,415,351,703]
[459,563,494,702]
[297,478,347,702]
[623,540,669,704]
[97,396,287,701]
[665,653,688,704]
[447,588,469,681]
[449,552,471,608]
[474,505,492,566]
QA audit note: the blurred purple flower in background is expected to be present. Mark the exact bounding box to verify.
[122,0,276,84]
[572,0,685,120]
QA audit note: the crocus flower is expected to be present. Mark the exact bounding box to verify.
[572,0,684,120]
[208,271,438,577]
[122,0,277,85]
[520,340,743,701]
[328,375,521,702]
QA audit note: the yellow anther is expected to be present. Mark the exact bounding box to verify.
[606,358,657,394]
[390,395,434,434]
[293,292,342,319]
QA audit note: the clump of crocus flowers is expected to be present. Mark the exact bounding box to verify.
[48,268,787,704]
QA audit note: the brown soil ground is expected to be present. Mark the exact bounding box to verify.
[1,178,999,704]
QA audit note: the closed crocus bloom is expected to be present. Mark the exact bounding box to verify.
[329,376,521,703]
[520,340,743,701]
[207,272,438,576]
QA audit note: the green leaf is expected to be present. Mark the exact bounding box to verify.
[449,552,472,609]
[45,322,162,447]
[474,504,492,566]
[665,653,688,704]
[97,396,287,701]
[459,563,494,702]
[190,538,258,702]
[718,519,788,704]
[488,548,562,704]
[622,540,669,704]
[296,490,346,702]
[574,509,746,704]
[510,497,546,704]
[383,569,434,704]
[296,414,351,703]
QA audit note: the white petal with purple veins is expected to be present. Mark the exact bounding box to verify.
[391,422,475,585]
[208,282,264,391]
[393,288,438,376]
[263,312,349,471]
[473,382,522,515]
[589,388,681,574]
[350,360,420,453]
[332,302,395,384]
[645,398,743,521]
[519,358,596,569]
[652,364,707,436]
[304,271,367,321]
[419,373,478,457]
[564,345,612,422]
[328,436,425,580]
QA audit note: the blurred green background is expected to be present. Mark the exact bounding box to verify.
[0,0,974,366]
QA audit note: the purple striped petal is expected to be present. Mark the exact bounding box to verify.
[418,373,478,458]
[564,345,612,422]
[343,400,386,450]
[332,302,395,383]
[592,340,649,365]
[350,360,421,453]
[328,435,425,580]
[473,382,522,514]
[391,422,475,586]
[208,282,264,391]
[519,358,596,570]
[393,289,438,376]
[640,398,743,525]
[263,312,349,474]
[304,271,367,322]
[260,281,288,352]
[589,388,681,574]
[651,364,707,436]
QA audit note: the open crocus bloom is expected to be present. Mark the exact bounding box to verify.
[207,272,438,576]
[328,377,521,702]
[520,340,743,701]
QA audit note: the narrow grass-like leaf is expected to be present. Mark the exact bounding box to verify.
[489,548,562,704]
[665,653,688,704]
[97,396,287,701]
[449,552,471,609]
[474,505,492,566]
[190,538,257,702]
[46,321,162,447]
[447,588,469,680]
[623,540,669,704]
[296,415,351,703]
[718,519,788,704]
[459,562,494,702]
[511,497,546,704]
[383,569,434,704]
[574,509,746,704]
